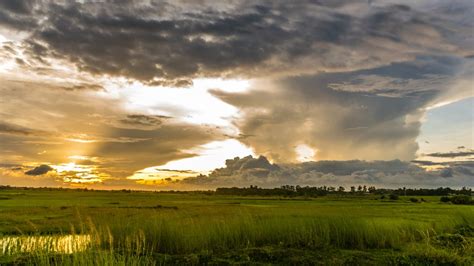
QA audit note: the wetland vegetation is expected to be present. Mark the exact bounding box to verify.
[0,187,473,265]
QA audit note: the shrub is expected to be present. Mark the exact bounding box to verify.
[455,225,474,237]
[450,195,473,205]
[409,198,418,203]
[440,196,450,203]
[434,234,468,251]
[389,194,399,200]
[440,195,473,205]
[393,249,468,265]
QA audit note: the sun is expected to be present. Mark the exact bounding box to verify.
[51,162,105,184]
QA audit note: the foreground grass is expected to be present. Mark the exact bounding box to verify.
[1,189,473,265]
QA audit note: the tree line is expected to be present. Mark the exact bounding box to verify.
[1,185,472,197]
[215,185,472,197]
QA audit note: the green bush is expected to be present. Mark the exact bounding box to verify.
[434,234,469,250]
[455,225,474,237]
[450,195,473,205]
[409,198,419,203]
[389,194,399,200]
[440,195,473,205]
[440,196,451,203]
[393,249,468,266]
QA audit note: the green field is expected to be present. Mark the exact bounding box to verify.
[1,189,473,265]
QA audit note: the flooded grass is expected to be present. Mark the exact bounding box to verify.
[1,235,92,255]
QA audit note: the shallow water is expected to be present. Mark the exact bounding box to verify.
[1,234,91,254]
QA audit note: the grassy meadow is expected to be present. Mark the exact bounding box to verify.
[0,188,473,265]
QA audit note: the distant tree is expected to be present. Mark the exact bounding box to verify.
[460,187,472,196]
[358,185,363,192]
[363,185,367,193]
[350,186,356,193]
[368,186,376,193]
[338,186,345,193]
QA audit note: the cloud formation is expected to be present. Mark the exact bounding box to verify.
[119,114,171,129]
[0,0,472,189]
[0,122,49,136]
[24,164,53,176]
[0,78,224,181]
[181,156,474,189]
[213,55,472,162]
[0,0,472,85]
[425,150,474,158]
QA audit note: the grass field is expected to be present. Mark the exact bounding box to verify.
[1,188,473,265]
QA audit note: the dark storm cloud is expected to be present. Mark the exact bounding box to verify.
[211,56,471,162]
[0,0,471,83]
[0,0,40,30]
[413,160,474,167]
[412,160,474,177]
[411,160,439,166]
[297,160,412,176]
[0,0,35,14]
[425,150,474,158]
[25,164,53,176]
[181,156,474,188]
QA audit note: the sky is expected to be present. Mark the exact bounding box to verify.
[0,0,472,190]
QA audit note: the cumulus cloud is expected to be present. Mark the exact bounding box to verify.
[181,155,474,189]
[208,155,280,178]
[212,55,472,162]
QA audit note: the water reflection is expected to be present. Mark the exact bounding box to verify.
[1,235,91,254]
